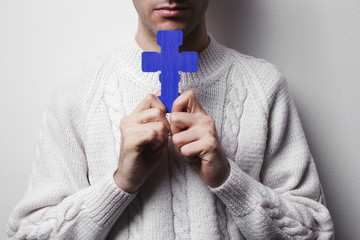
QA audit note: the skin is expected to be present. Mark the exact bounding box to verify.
[133,0,210,53]
[114,0,230,193]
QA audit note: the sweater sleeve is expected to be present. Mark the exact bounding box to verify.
[209,62,334,239]
[6,59,137,239]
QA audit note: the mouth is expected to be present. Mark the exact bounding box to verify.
[154,5,190,18]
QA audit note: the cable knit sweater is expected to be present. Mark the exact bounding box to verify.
[7,34,334,239]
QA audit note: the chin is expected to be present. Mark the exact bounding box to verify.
[155,23,190,34]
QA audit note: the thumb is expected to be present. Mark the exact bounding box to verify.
[171,90,205,113]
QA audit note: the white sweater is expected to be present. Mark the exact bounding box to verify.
[7,34,334,239]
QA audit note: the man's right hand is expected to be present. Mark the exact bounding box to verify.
[113,92,170,193]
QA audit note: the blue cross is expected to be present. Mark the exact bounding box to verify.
[142,30,198,113]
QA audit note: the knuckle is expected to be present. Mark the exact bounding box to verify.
[200,115,215,130]
[156,121,166,132]
[159,104,167,114]
[120,117,129,130]
[207,127,216,137]
[200,128,214,139]
[205,115,215,126]
[180,146,189,156]
[145,93,156,102]
[153,107,162,117]
[149,129,157,139]
[206,138,217,151]
[170,112,179,122]
[187,90,195,98]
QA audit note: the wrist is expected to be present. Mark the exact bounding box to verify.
[208,161,231,188]
[113,171,138,194]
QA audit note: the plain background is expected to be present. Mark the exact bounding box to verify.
[1,0,359,239]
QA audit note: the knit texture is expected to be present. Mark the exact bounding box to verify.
[7,34,334,239]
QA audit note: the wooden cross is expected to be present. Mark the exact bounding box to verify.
[142,30,198,113]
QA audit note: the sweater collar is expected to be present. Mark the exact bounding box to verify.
[116,33,230,88]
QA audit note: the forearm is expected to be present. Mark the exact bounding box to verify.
[7,170,137,239]
[209,160,334,239]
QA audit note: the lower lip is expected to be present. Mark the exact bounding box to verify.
[155,8,189,17]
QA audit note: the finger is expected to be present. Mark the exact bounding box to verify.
[133,94,166,114]
[150,121,169,149]
[180,138,216,160]
[172,128,199,147]
[132,122,168,150]
[170,112,198,135]
[145,121,169,149]
[145,122,169,149]
[180,140,203,159]
[132,108,170,132]
[171,90,206,114]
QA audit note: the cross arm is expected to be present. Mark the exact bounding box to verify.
[142,52,162,72]
[178,52,199,72]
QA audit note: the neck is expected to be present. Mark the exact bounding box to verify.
[135,17,210,53]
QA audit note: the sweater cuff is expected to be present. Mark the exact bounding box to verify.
[208,159,263,217]
[83,169,138,228]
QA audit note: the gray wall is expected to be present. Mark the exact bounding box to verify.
[207,1,360,239]
[1,1,359,239]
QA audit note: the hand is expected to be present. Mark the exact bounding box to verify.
[170,90,230,188]
[114,92,170,193]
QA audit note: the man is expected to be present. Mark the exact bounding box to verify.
[7,0,334,239]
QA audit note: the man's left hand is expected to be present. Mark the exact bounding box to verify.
[170,90,230,188]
